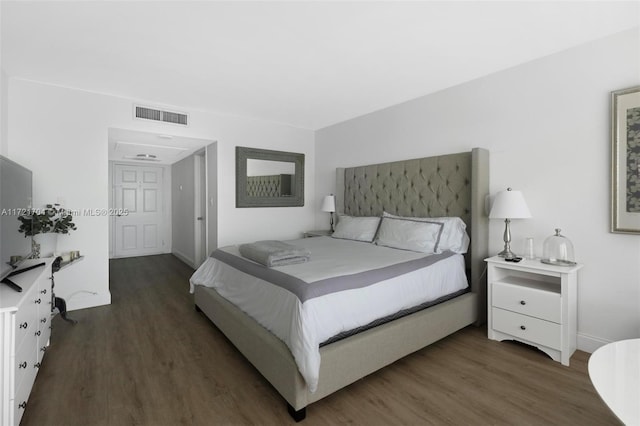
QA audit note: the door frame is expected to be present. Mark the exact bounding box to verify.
[194,151,207,267]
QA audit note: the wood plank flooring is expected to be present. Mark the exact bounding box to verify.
[21,254,618,425]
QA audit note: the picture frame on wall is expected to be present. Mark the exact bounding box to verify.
[611,86,640,234]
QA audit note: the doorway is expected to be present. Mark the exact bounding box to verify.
[108,128,217,266]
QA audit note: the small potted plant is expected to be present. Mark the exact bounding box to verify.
[18,204,77,257]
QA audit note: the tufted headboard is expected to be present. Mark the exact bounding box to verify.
[335,148,489,323]
[246,174,293,197]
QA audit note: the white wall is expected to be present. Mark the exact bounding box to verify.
[172,155,196,266]
[7,80,315,311]
[315,29,640,350]
[1,70,7,156]
[0,4,5,156]
[247,158,296,176]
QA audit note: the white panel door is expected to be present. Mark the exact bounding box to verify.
[113,164,165,257]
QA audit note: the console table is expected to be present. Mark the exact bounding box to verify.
[588,339,640,425]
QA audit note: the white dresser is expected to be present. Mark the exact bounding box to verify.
[0,258,54,426]
[485,256,582,366]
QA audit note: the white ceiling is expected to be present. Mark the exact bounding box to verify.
[108,128,213,165]
[2,1,639,133]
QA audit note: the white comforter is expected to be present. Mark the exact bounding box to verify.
[189,237,468,393]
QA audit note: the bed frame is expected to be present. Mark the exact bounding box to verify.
[194,148,489,421]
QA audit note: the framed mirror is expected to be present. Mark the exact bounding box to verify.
[236,146,305,207]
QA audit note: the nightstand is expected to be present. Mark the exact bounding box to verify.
[303,230,333,238]
[485,255,583,366]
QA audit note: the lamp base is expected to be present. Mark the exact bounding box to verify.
[497,249,518,260]
[497,218,518,260]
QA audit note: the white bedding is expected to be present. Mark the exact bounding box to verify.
[189,236,468,393]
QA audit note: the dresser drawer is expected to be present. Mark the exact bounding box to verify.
[492,280,561,323]
[492,307,561,350]
[14,310,33,351]
[13,364,37,426]
[14,331,37,394]
[37,314,51,363]
[14,299,38,350]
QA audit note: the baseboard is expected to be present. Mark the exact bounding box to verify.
[172,250,196,268]
[65,290,112,312]
[108,248,171,259]
[577,332,611,354]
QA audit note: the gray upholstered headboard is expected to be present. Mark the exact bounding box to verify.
[335,148,489,323]
[246,174,292,197]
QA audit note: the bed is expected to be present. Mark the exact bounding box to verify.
[192,148,489,421]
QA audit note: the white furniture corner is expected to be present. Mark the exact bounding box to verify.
[588,338,640,425]
[0,258,54,426]
[485,256,583,366]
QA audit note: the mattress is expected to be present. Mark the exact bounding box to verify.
[189,236,468,393]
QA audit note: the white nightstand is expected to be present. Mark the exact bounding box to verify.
[303,230,333,238]
[485,255,583,366]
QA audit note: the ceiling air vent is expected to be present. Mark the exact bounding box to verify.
[134,105,188,126]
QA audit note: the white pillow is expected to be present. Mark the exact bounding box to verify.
[383,212,470,254]
[375,217,444,253]
[331,215,381,242]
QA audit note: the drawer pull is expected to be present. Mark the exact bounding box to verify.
[35,330,41,336]
[18,401,27,409]
[19,322,28,329]
[41,288,47,294]
[520,300,526,305]
[18,361,27,369]
[520,325,527,330]
[35,298,42,304]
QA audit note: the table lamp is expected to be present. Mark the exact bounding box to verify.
[321,194,336,232]
[489,188,531,259]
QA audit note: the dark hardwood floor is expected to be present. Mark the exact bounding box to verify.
[21,254,618,425]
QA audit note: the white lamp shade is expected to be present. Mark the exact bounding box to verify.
[489,188,531,219]
[321,195,335,212]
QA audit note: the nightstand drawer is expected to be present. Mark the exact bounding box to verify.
[492,307,561,350]
[492,280,561,323]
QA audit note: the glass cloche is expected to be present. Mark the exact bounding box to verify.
[541,228,576,266]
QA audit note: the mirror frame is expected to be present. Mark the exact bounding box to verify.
[236,146,305,207]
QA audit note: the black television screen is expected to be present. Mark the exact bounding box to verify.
[0,155,34,281]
